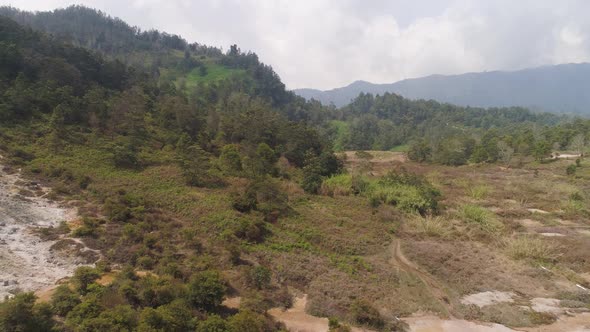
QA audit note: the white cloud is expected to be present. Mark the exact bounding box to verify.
[3,0,590,89]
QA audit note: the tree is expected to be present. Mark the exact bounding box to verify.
[196,315,230,332]
[219,144,243,175]
[0,293,54,332]
[408,139,431,162]
[569,133,586,157]
[497,140,514,165]
[533,141,551,162]
[228,310,266,332]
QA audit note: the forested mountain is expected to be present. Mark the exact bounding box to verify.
[294,63,590,114]
[0,5,296,107]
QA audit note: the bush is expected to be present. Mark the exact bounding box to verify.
[228,310,266,332]
[367,171,440,214]
[52,284,81,316]
[349,300,384,329]
[187,271,226,311]
[219,144,243,175]
[0,293,54,331]
[245,266,272,289]
[566,164,577,175]
[72,266,101,295]
[197,314,230,332]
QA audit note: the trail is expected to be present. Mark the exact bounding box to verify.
[389,239,455,318]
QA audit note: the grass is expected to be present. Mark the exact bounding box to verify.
[458,204,503,233]
[184,63,245,89]
[405,215,451,238]
[503,236,561,262]
[467,184,490,200]
[390,145,409,152]
[320,173,353,196]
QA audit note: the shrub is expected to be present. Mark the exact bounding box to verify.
[349,300,384,329]
[367,170,441,214]
[197,314,230,332]
[0,293,54,331]
[187,271,226,311]
[51,284,81,316]
[566,164,577,175]
[219,144,243,175]
[72,266,101,295]
[245,266,272,289]
[228,310,266,332]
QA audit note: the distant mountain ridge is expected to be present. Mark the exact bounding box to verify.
[294,63,590,114]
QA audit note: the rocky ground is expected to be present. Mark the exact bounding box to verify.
[0,159,96,299]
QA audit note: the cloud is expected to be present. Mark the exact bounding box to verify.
[3,0,590,89]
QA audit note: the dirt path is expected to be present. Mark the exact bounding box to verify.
[390,239,455,318]
[268,295,375,332]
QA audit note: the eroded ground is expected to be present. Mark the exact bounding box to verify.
[0,159,97,299]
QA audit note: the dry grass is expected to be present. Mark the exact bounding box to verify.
[405,215,451,238]
[503,236,562,262]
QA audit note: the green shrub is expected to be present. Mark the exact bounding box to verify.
[245,266,272,289]
[366,171,440,214]
[197,314,230,332]
[72,266,101,295]
[0,293,54,331]
[51,284,81,316]
[566,164,577,175]
[187,271,226,311]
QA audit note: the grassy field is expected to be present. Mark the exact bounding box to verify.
[183,63,246,89]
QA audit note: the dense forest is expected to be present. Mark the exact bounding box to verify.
[1,5,590,332]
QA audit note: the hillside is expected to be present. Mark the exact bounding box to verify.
[294,63,590,113]
[2,7,590,332]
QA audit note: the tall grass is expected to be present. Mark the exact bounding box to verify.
[406,215,451,238]
[468,185,490,200]
[503,236,561,262]
[458,204,503,233]
[320,173,353,196]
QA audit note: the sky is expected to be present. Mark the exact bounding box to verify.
[3,0,590,90]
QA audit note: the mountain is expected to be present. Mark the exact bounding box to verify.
[294,63,590,114]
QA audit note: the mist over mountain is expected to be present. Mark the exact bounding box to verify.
[294,63,590,114]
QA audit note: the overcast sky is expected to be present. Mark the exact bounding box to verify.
[4,0,590,90]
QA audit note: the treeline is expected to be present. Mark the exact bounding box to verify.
[325,92,566,152]
[0,5,221,57]
[0,5,295,107]
[407,121,589,166]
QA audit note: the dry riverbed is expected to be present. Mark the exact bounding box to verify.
[0,160,96,299]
